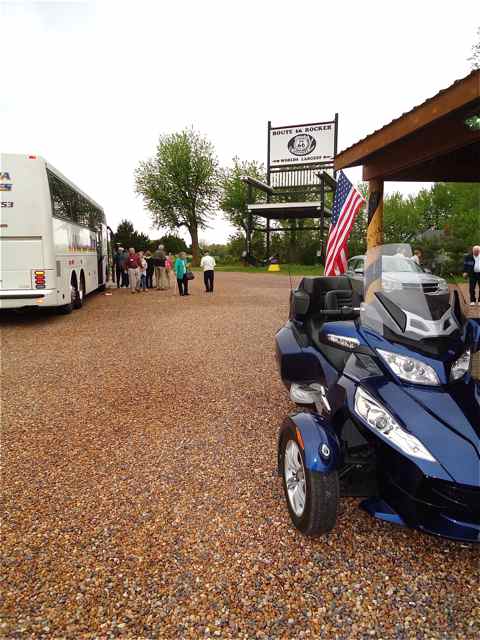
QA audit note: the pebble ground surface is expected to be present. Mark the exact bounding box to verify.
[1,274,479,640]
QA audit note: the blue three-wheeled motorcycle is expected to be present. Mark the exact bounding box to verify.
[275,244,480,543]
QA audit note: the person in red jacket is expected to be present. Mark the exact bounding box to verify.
[124,247,141,293]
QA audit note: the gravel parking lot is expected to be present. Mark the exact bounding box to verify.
[1,273,479,639]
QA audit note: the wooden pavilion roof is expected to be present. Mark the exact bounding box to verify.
[335,70,480,182]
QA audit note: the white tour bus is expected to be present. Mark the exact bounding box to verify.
[0,153,108,313]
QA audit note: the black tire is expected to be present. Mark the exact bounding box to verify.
[73,279,83,309]
[58,281,77,314]
[78,276,87,307]
[57,300,73,314]
[280,426,339,536]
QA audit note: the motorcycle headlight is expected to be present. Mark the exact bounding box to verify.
[377,349,440,386]
[354,387,435,462]
[450,349,471,382]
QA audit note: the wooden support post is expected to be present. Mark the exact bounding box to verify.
[365,178,384,302]
[267,121,271,199]
[367,178,384,249]
[246,184,253,257]
[266,218,270,261]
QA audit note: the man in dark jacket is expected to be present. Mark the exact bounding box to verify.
[463,245,480,306]
[153,245,167,290]
[114,247,126,288]
[145,251,154,288]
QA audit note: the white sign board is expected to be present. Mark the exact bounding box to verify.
[269,121,335,167]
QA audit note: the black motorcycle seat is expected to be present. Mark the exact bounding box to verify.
[300,276,353,315]
[305,317,357,371]
[299,276,361,322]
[295,277,361,372]
[325,289,361,315]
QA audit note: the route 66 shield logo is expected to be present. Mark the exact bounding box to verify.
[288,134,316,156]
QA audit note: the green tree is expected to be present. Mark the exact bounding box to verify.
[149,234,188,254]
[114,219,150,252]
[383,192,425,243]
[220,157,266,239]
[227,230,265,261]
[135,128,220,265]
[339,181,478,272]
[199,242,228,257]
[468,26,480,69]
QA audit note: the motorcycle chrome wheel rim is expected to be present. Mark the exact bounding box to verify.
[284,439,306,517]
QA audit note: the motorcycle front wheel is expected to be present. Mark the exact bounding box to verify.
[280,426,339,536]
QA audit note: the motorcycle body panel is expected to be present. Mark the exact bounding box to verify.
[275,274,480,543]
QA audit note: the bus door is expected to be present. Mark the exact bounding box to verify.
[96,228,104,286]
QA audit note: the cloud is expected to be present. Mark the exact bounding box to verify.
[1,0,477,242]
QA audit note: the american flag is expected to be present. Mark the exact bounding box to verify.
[324,171,365,276]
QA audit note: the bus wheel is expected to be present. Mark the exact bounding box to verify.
[77,275,86,307]
[73,279,83,309]
[58,284,76,314]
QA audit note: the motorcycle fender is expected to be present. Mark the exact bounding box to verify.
[278,411,342,475]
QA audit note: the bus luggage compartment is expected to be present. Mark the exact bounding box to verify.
[0,238,55,308]
[0,238,45,289]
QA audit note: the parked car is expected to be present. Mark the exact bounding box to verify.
[346,254,449,298]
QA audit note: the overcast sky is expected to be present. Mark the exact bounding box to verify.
[2,0,478,243]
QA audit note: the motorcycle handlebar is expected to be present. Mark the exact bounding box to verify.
[321,307,360,316]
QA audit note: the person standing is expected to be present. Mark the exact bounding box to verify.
[145,250,154,289]
[115,248,129,287]
[121,248,130,287]
[114,247,124,288]
[412,249,423,266]
[200,250,216,293]
[174,251,189,296]
[125,247,141,294]
[138,251,148,292]
[153,245,167,290]
[463,245,480,306]
[165,253,173,288]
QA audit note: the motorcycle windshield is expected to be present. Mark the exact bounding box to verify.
[360,244,459,345]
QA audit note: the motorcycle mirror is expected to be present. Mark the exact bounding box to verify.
[291,289,310,318]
